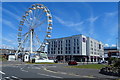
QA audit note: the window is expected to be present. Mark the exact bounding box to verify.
[58,48,60,50]
[66,51,67,54]
[74,39,76,42]
[69,44,70,46]
[69,47,71,50]
[94,52,96,54]
[61,51,62,54]
[58,51,60,54]
[66,47,67,50]
[74,51,75,53]
[74,43,76,46]
[66,44,67,46]
[91,44,93,46]
[77,50,79,53]
[91,41,93,43]
[91,52,93,54]
[69,40,70,43]
[51,51,53,54]
[69,51,70,54]
[91,48,93,50]
[83,38,86,42]
[66,40,67,43]
[74,47,75,50]
[99,44,101,49]
[94,49,96,51]
[48,51,50,54]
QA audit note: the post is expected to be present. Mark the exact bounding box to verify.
[30,30,33,53]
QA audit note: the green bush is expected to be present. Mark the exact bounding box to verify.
[113,59,120,68]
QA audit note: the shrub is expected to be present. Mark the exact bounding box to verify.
[113,59,120,68]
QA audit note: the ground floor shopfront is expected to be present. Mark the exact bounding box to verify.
[48,55,102,62]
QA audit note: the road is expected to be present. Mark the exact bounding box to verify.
[0,61,120,80]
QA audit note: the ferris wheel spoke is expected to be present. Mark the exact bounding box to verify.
[36,9,44,21]
[18,32,29,51]
[34,32,41,45]
[34,19,46,29]
[22,30,30,37]
[25,19,31,26]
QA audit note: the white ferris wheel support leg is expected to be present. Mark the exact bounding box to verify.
[30,29,33,54]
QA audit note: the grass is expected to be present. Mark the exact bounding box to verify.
[26,62,57,64]
[0,56,7,61]
[66,64,107,69]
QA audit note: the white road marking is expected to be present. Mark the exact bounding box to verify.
[21,69,28,72]
[11,76,23,80]
[43,68,57,73]
[34,67,41,69]
[4,77,11,79]
[47,66,56,68]
[37,73,62,78]
[11,76,18,78]
[20,67,28,72]
[0,71,5,75]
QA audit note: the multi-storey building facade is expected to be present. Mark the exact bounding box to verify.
[86,37,104,62]
[47,34,104,62]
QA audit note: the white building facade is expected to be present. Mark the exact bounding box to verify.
[47,34,104,62]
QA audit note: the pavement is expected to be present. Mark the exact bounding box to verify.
[0,61,120,80]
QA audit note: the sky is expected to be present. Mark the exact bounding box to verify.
[1,2,118,49]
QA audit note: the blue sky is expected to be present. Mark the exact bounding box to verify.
[1,2,118,49]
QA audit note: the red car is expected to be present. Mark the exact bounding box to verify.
[68,60,78,65]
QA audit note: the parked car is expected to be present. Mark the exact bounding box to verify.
[98,60,108,64]
[68,60,78,65]
[54,59,58,63]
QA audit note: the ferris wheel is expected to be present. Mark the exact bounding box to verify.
[17,4,52,54]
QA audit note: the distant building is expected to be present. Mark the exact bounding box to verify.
[47,34,104,62]
[0,49,16,54]
[104,47,120,60]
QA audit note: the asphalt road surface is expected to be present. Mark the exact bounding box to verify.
[0,61,120,80]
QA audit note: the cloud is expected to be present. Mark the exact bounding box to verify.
[2,37,17,45]
[105,11,118,17]
[54,15,84,33]
[2,19,17,30]
[0,44,15,49]
[54,15,84,27]
[87,16,99,23]
[54,15,100,37]
[2,8,20,21]
[102,11,118,44]
[104,44,109,47]
[111,44,116,47]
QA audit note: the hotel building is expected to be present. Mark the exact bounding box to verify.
[47,34,104,62]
